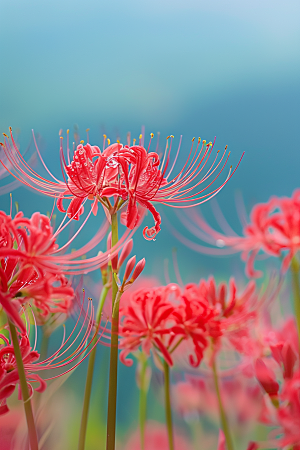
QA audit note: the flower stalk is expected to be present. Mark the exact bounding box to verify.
[78,284,109,450]
[8,319,39,450]
[212,359,234,450]
[106,212,120,450]
[139,356,148,450]
[291,256,300,348]
[163,359,174,450]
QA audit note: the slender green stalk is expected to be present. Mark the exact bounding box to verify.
[163,359,174,450]
[212,360,234,450]
[78,285,109,450]
[106,213,120,450]
[8,320,39,450]
[291,256,300,347]
[139,357,148,450]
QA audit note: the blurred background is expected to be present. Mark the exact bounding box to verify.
[0,0,299,448]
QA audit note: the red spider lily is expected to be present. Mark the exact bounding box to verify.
[0,211,74,332]
[1,128,243,240]
[119,285,177,367]
[182,277,258,358]
[171,292,217,367]
[0,333,46,415]
[0,208,132,332]
[0,295,102,415]
[119,281,225,368]
[171,190,300,277]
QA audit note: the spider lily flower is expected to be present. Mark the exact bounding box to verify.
[0,209,129,332]
[0,295,101,415]
[0,333,46,415]
[119,285,179,367]
[119,282,218,368]
[178,276,259,365]
[1,128,243,240]
[171,190,300,277]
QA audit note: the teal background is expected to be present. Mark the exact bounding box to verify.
[0,1,299,448]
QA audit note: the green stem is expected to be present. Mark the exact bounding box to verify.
[78,285,109,450]
[139,357,148,450]
[106,213,120,450]
[291,256,300,348]
[8,320,39,450]
[163,359,174,450]
[212,360,234,450]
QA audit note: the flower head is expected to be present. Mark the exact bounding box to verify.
[1,128,242,239]
[0,211,75,332]
[0,333,46,415]
[172,190,300,277]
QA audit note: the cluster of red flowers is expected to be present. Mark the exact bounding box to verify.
[1,126,299,450]
[119,277,258,368]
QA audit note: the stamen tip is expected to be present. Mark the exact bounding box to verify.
[80,140,84,144]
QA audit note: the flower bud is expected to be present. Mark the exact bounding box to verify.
[254,358,279,397]
[130,258,146,282]
[123,256,136,282]
[117,240,133,271]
